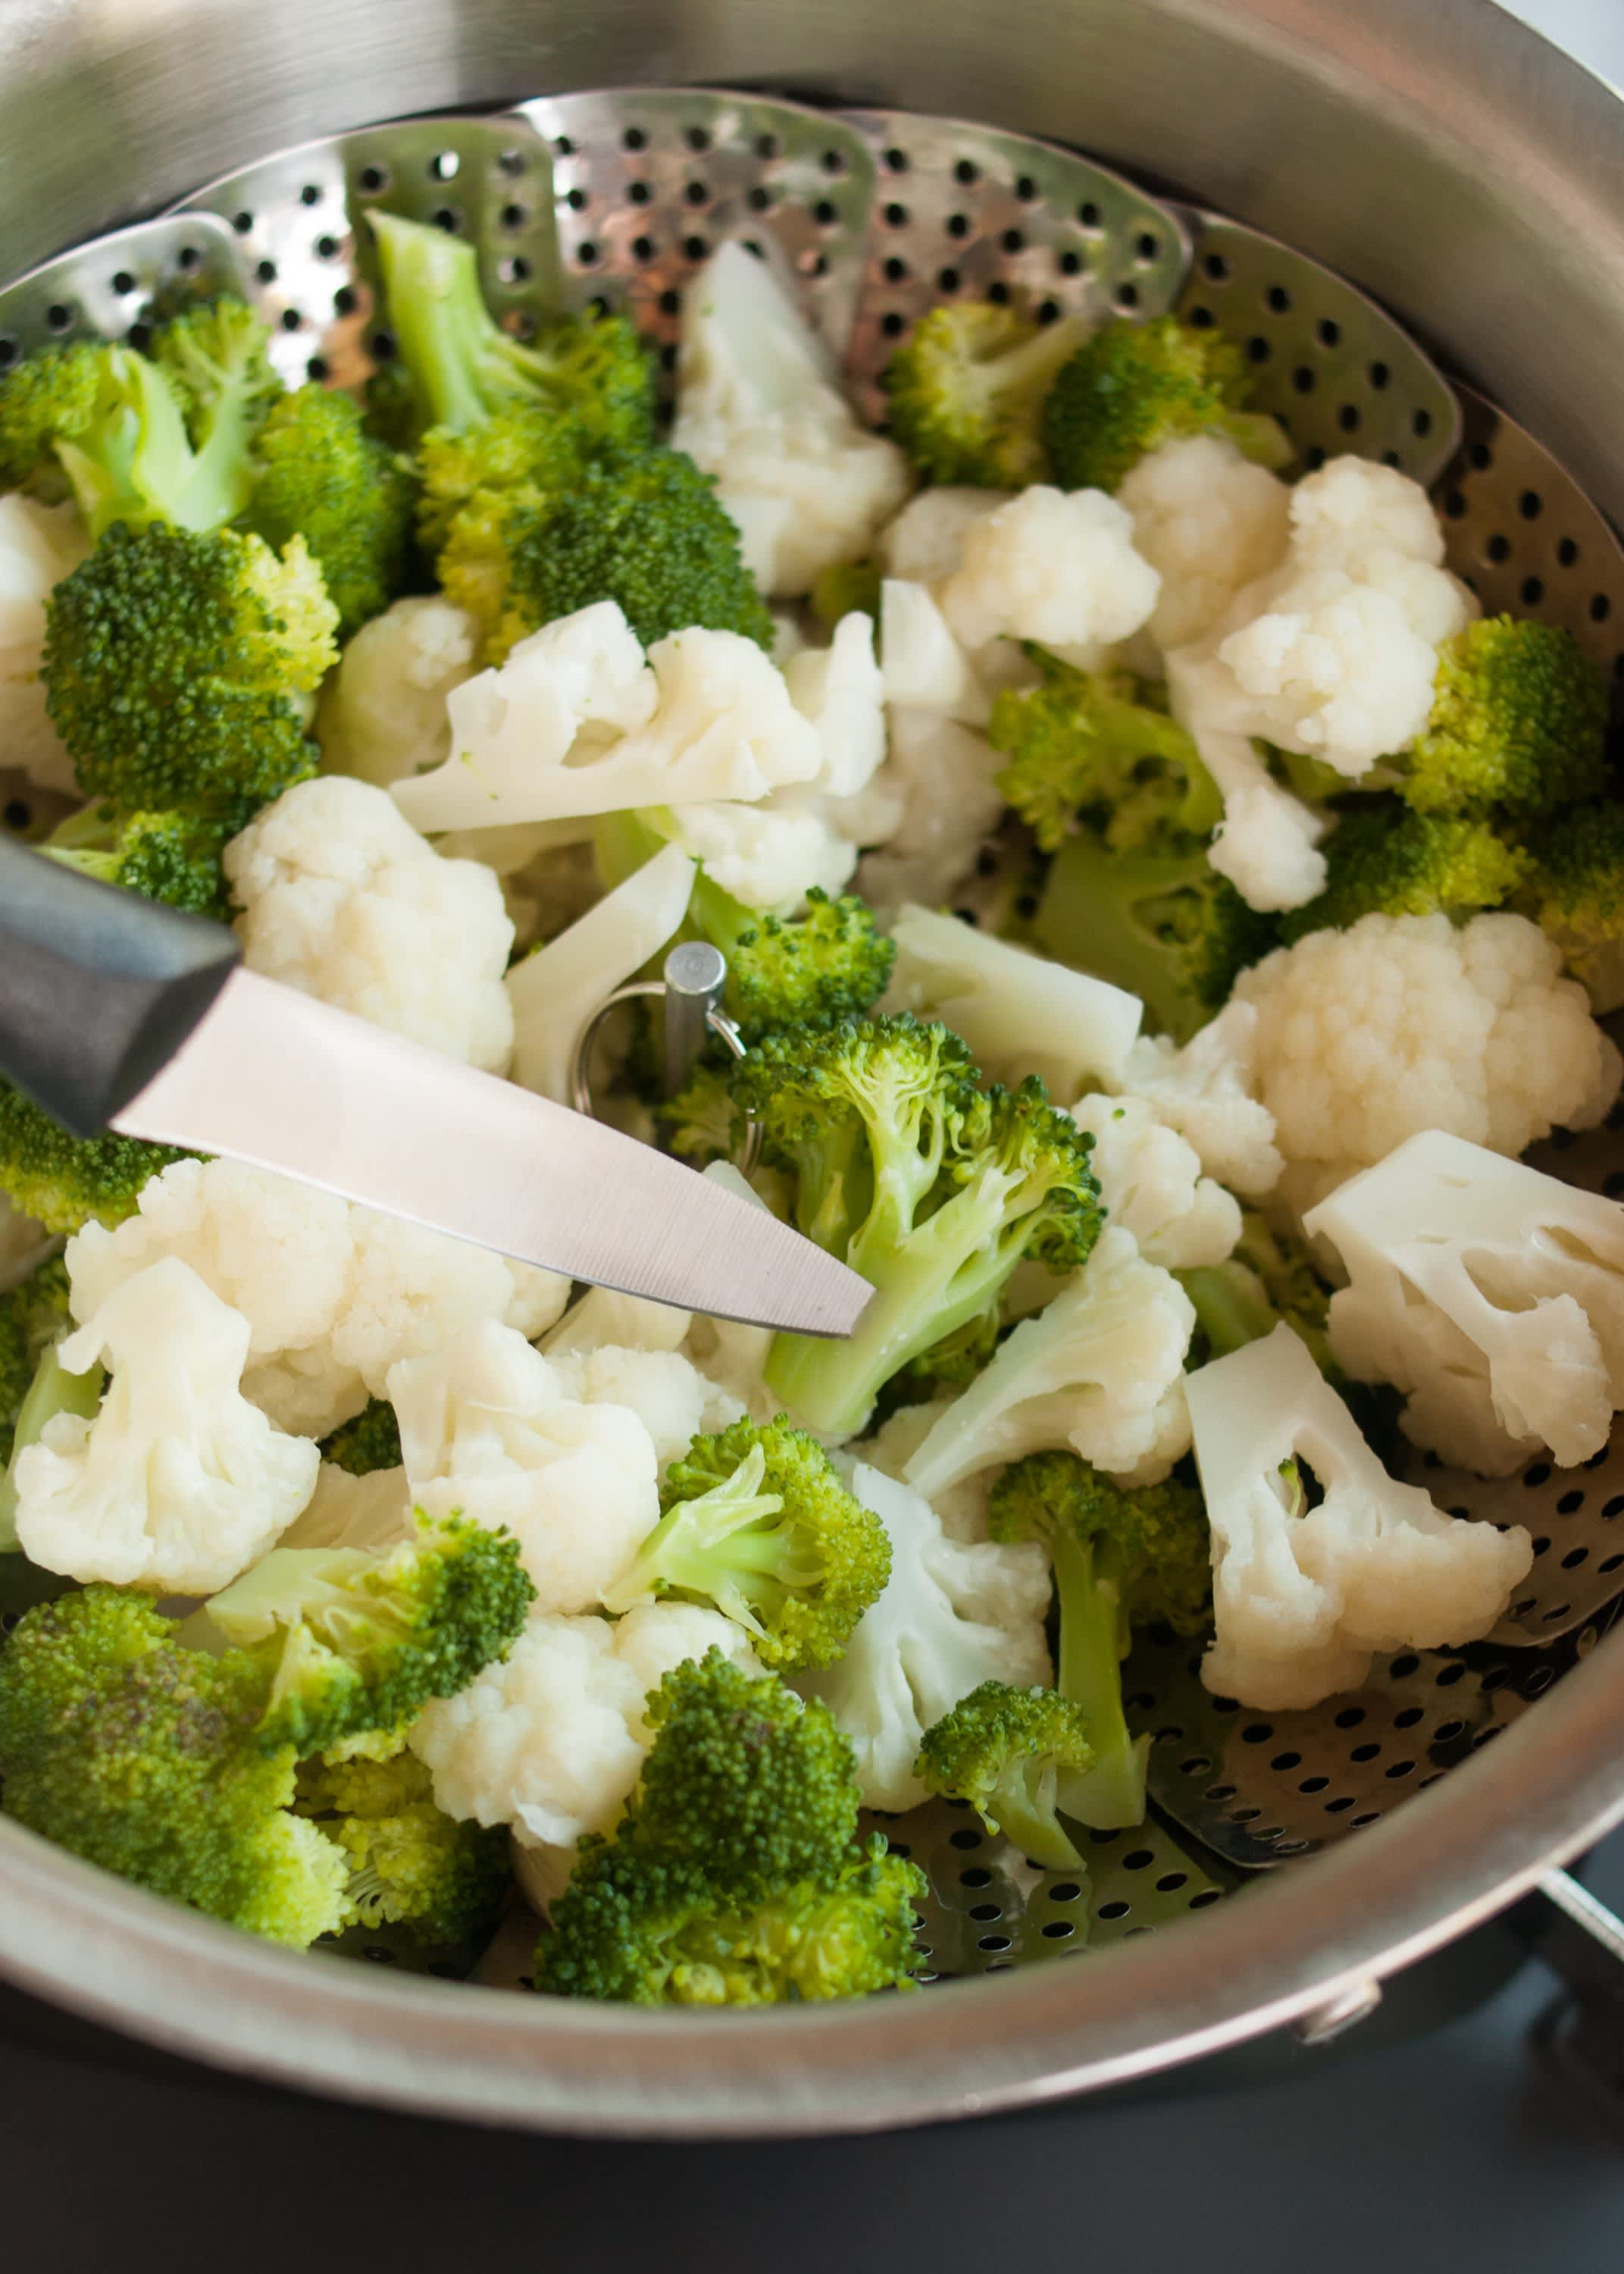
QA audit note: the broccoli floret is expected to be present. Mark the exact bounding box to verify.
[915,1679,1094,1869]
[245,385,416,637]
[1399,616,1609,819]
[1041,315,1291,493]
[883,302,1095,488]
[731,1016,1103,1437]
[991,648,1222,854]
[197,1510,535,1757]
[415,400,594,555]
[319,1397,403,1477]
[295,1746,511,1950]
[689,876,896,1045]
[1521,800,1624,1012]
[659,1061,742,1167]
[0,1083,180,1235]
[535,1650,925,2005]
[38,800,233,919]
[439,443,774,665]
[601,1416,890,1670]
[43,520,336,813]
[0,1252,69,1470]
[1278,803,1531,945]
[0,302,280,537]
[809,555,881,631]
[0,1586,350,1947]
[1030,827,1276,1042]
[990,1452,1210,1827]
[371,209,656,448]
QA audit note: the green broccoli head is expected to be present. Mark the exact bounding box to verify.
[39,800,234,919]
[991,649,1222,855]
[1400,616,1609,819]
[1278,803,1532,945]
[415,400,595,555]
[0,1082,180,1234]
[1041,315,1291,493]
[319,1396,404,1478]
[200,1510,535,1757]
[0,338,104,497]
[990,1452,1210,1829]
[690,877,897,1045]
[659,1061,743,1167]
[809,555,881,631]
[440,443,774,665]
[371,209,656,448]
[296,1746,510,1950]
[534,1650,926,2005]
[732,1016,1103,1436]
[1521,799,1624,1012]
[0,1253,70,1471]
[883,301,1095,489]
[246,384,416,637]
[915,1679,1094,1870]
[43,519,336,813]
[0,1586,349,1947]
[602,1416,891,1670]
[1031,826,1277,1043]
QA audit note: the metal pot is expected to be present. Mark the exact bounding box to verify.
[3,0,1624,2136]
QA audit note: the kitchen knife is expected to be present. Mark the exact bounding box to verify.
[0,838,870,1336]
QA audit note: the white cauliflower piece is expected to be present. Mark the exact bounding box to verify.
[854,709,1006,915]
[315,594,480,789]
[796,1461,1052,1811]
[1308,1131,1624,1474]
[1072,1094,1242,1270]
[652,794,857,912]
[279,1461,412,1551]
[878,486,1011,586]
[505,841,694,1103]
[671,241,912,597]
[1188,1323,1534,1709]
[938,485,1160,653]
[1166,699,1328,913]
[1117,434,1291,652]
[862,1401,994,1544]
[411,1602,762,1875]
[884,903,1142,1099]
[545,1286,693,1359]
[1234,913,1622,1222]
[14,1258,318,1593]
[66,1157,568,1439]
[1116,1001,1284,1199]
[904,1228,1197,1498]
[224,775,516,1073]
[0,493,91,794]
[878,578,991,725]
[389,1321,659,1612]
[546,1344,745,1471]
[781,611,887,800]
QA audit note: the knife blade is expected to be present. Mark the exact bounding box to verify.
[110,966,870,1337]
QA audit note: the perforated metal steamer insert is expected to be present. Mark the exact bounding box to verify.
[4,90,1624,1975]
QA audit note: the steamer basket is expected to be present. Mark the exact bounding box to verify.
[3,0,1624,2136]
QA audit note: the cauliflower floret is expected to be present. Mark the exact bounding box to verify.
[411,1600,762,1906]
[315,594,480,790]
[853,709,1006,916]
[279,1460,412,1551]
[0,493,91,795]
[904,1228,1197,1499]
[545,1285,693,1360]
[1188,1323,1533,1709]
[1117,433,1292,652]
[389,1321,659,1612]
[671,242,912,598]
[545,1343,745,1471]
[862,1401,994,1544]
[883,903,1143,1100]
[66,1157,568,1439]
[655,794,858,913]
[1308,1132,1624,1475]
[1234,912,1622,1223]
[1116,1001,1284,1200]
[224,775,517,1073]
[1072,1094,1242,1270]
[506,841,694,1104]
[1170,456,1477,780]
[878,579,992,726]
[1166,700,1328,913]
[796,1460,1052,1811]
[14,1257,319,1593]
[878,485,1012,586]
[938,485,1160,654]
[781,611,887,800]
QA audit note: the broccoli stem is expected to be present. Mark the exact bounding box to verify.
[988,1760,1087,1873]
[1176,1261,1279,1360]
[1050,1526,1150,1830]
[370,214,498,437]
[0,1342,105,1551]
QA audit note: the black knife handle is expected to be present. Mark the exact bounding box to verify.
[0,836,239,1137]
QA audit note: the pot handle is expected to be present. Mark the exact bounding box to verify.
[0,836,239,1137]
